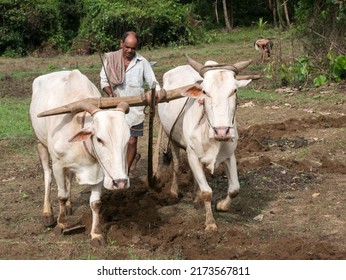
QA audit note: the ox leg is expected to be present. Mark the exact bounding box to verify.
[187,149,217,231]
[170,143,181,198]
[216,154,240,212]
[192,178,204,209]
[89,183,106,247]
[53,165,72,230]
[36,141,55,227]
[65,171,73,215]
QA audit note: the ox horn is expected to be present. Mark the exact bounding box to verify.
[236,74,261,80]
[114,102,129,114]
[71,100,100,116]
[185,54,203,75]
[233,60,253,72]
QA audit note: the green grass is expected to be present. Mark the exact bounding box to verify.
[238,88,286,103]
[0,97,33,138]
[2,27,339,140]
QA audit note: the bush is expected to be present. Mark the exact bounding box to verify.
[294,0,346,65]
[77,0,199,52]
[0,0,60,56]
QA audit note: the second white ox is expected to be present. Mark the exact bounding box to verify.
[30,70,130,246]
[158,55,252,231]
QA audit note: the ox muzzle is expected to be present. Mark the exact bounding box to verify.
[210,126,236,142]
[112,178,129,190]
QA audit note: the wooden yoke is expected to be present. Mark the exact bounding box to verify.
[37,83,198,118]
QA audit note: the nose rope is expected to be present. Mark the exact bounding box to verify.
[90,138,115,182]
[200,99,236,135]
[81,111,116,182]
[165,97,190,153]
[81,111,97,160]
[199,100,212,128]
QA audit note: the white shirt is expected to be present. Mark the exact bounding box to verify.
[100,52,160,127]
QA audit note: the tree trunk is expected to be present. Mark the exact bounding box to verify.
[276,0,285,28]
[271,0,278,28]
[222,0,232,31]
[214,0,219,24]
[229,0,234,29]
[283,0,290,27]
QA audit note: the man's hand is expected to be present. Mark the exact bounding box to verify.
[103,86,117,97]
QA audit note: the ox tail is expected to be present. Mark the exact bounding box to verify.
[163,147,172,165]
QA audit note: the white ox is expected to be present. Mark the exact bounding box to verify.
[29,70,130,246]
[158,55,252,231]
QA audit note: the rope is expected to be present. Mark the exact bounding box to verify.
[165,97,190,154]
[82,111,115,182]
[200,64,239,76]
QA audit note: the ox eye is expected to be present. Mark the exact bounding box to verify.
[96,137,104,145]
[202,90,210,97]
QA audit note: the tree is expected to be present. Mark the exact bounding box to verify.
[283,0,290,26]
[222,0,232,31]
[295,0,346,63]
[214,1,219,24]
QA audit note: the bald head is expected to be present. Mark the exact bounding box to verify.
[120,31,139,60]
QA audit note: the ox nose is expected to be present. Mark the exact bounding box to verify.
[113,179,128,190]
[213,127,231,141]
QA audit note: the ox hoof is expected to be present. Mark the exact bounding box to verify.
[53,226,64,236]
[90,236,107,247]
[216,200,230,212]
[169,190,179,199]
[43,215,56,228]
[205,224,218,232]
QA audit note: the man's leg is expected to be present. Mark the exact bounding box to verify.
[128,122,144,173]
[127,136,138,173]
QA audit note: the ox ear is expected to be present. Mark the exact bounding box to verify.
[236,79,252,88]
[69,128,95,142]
[181,85,202,99]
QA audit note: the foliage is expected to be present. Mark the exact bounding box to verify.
[264,56,316,87]
[0,0,291,56]
[257,17,268,36]
[266,52,346,88]
[327,53,346,82]
[294,0,346,64]
[77,0,199,52]
[313,75,327,87]
[313,53,346,87]
[0,0,85,56]
[0,0,60,56]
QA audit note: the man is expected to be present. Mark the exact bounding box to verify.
[254,38,273,64]
[100,31,161,173]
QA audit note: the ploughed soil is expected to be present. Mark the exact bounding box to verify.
[0,48,345,260]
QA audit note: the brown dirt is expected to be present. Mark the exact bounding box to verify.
[0,46,346,260]
[1,97,345,260]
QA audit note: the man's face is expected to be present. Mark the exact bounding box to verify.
[121,35,138,60]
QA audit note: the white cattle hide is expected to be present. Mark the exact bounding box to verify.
[158,59,251,231]
[30,70,130,246]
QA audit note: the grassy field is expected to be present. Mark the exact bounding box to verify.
[0,27,301,139]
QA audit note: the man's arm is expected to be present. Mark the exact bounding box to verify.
[100,59,117,97]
